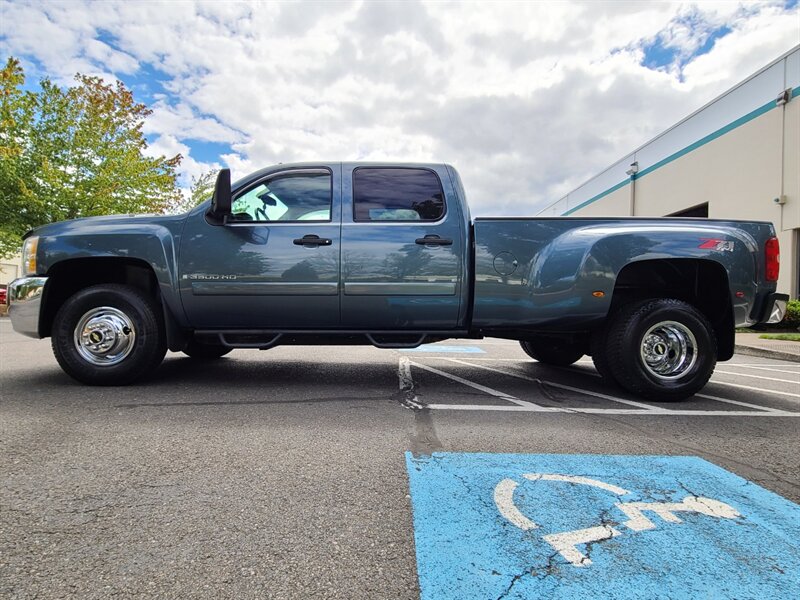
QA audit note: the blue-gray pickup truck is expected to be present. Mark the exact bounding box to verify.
[7,163,789,400]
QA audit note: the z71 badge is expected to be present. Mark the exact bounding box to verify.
[698,239,735,252]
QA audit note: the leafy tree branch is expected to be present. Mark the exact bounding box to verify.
[0,57,183,258]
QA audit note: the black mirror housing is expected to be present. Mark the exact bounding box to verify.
[208,168,232,223]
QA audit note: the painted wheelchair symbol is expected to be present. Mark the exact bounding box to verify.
[494,474,741,567]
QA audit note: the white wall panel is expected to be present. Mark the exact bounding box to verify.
[535,47,800,296]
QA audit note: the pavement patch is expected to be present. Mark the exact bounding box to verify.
[405,452,800,600]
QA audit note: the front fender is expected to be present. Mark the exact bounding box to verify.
[37,218,185,324]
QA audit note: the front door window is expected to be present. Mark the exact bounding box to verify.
[231,171,332,222]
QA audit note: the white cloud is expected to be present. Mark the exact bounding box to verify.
[143,100,245,145]
[1,0,798,216]
[83,39,138,74]
[143,134,219,193]
[681,5,800,87]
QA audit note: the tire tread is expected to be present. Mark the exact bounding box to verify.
[51,284,166,385]
[605,298,716,401]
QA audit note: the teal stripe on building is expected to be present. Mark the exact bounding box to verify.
[563,85,800,216]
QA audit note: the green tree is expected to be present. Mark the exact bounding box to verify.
[171,169,216,213]
[190,170,216,207]
[0,57,183,258]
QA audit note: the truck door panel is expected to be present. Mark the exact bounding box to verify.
[339,165,465,329]
[178,167,341,329]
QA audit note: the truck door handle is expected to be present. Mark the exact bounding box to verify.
[293,234,332,247]
[415,235,453,246]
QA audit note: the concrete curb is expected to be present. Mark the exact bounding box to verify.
[734,344,800,363]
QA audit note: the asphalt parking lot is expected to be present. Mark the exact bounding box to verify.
[1,318,799,599]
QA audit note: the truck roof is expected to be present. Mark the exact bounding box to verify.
[232,161,453,190]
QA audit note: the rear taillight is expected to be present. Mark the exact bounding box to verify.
[765,237,780,282]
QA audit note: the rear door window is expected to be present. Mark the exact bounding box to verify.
[353,168,445,222]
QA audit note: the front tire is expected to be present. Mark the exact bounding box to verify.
[520,338,584,366]
[605,298,716,401]
[51,284,166,385]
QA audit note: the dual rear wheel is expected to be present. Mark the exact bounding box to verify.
[521,299,717,402]
[519,338,584,367]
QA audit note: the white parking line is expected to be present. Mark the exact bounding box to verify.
[704,379,800,400]
[724,364,800,375]
[398,357,425,409]
[730,362,800,367]
[713,369,800,385]
[436,358,597,364]
[442,356,800,370]
[694,394,785,413]
[530,362,800,405]
[408,360,556,410]
[423,404,799,416]
[442,358,660,410]
[446,341,520,345]
[402,358,800,417]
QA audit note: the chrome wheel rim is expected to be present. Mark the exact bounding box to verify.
[639,320,697,380]
[73,307,136,366]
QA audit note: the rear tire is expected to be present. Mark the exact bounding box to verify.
[51,284,166,385]
[605,298,716,402]
[520,338,584,366]
[590,328,617,384]
[183,339,232,359]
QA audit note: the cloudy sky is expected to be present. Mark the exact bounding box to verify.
[1,0,798,215]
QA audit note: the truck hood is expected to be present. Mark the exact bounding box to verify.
[28,212,188,238]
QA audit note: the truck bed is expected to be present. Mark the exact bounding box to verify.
[472,217,776,332]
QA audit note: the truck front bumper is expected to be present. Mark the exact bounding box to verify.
[8,276,48,338]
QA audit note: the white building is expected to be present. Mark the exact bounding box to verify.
[0,256,21,287]
[537,46,800,298]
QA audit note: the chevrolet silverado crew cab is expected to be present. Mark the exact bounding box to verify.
[8,162,789,400]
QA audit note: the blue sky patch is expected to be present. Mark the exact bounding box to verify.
[406,453,800,600]
[642,10,733,75]
[182,140,230,164]
[124,63,170,105]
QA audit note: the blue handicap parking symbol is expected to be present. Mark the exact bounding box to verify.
[405,453,800,600]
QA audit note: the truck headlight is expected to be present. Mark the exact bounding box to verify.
[22,236,39,276]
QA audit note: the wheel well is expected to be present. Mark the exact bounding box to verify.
[41,258,159,338]
[609,259,734,360]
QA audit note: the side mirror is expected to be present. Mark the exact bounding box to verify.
[208,168,232,223]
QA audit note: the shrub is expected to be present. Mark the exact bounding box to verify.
[760,298,800,331]
[782,299,800,329]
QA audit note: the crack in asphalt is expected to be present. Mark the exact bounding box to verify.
[580,508,620,564]
[495,570,525,599]
[408,406,443,456]
[496,546,574,598]
[396,364,443,456]
[533,379,561,403]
